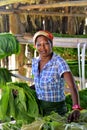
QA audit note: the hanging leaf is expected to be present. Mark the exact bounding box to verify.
[0,68,12,84]
[0,33,20,59]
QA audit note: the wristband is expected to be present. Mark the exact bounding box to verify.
[72,104,82,110]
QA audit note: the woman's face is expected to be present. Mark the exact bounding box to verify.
[35,36,53,58]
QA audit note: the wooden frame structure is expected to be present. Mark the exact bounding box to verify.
[0,0,87,87]
[19,1,87,10]
[0,0,87,16]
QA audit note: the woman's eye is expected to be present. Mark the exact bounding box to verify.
[36,43,41,47]
[36,41,49,47]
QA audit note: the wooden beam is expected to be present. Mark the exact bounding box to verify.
[0,0,30,7]
[53,37,87,48]
[19,0,87,10]
[16,35,87,48]
[0,9,23,14]
[0,9,86,17]
[0,9,14,14]
[25,11,87,17]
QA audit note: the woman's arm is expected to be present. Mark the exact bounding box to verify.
[63,71,81,123]
[63,71,80,106]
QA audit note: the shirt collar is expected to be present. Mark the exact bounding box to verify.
[33,52,57,66]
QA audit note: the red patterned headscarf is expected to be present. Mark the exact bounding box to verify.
[33,30,53,45]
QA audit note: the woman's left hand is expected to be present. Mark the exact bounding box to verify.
[67,109,80,123]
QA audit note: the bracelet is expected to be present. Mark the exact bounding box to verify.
[72,104,82,110]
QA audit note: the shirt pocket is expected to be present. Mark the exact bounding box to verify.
[42,75,58,90]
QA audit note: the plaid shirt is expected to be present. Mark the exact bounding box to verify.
[32,53,70,102]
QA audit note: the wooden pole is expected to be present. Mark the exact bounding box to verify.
[0,10,87,17]
[19,1,87,10]
[0,0,31,7]
[9,14,26,80]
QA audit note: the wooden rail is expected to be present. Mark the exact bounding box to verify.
[20,1,87,10]
[0,0,30,7]
[53,37,87,48]
[16,35,87,48]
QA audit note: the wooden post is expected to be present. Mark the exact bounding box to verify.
[9,14,26,81]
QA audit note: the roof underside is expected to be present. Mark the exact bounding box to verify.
[0,0,87,16]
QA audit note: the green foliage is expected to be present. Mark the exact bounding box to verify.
[21,120,44,130]
[52,33,87,60]
[1,91,87,130]
[1,111,87,130]
[53,33,87,38]
[66,60,87,78]
[0,85,10,120]
[0,33,20,59]
[1,120,22,130]
[65,88,87,111]
[0,82,39,124]
[53,47,77,60]
[79,89,87,109]
[20,111,87,130]
[0,68,12,84]
[79,109,87,122]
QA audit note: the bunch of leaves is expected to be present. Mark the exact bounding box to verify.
[53,47,77,60]
[0,120,22,130]
[11,111,87,130]
[79,88,87,109]
[53,33,87,38]
[0,82,39,124]
[21,119,44,130]
[0,68,12,84]
[21,112,66,130]
[1,110,87,130]
[0,84,10,121]
[64,122,87,130]
[67,61,87,78]
[65,88,87,111]
[0,33,20,59]
[22,111,86,130]
[79,109,87,122]
[42,112,66,130]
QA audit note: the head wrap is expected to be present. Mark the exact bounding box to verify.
[33,30,53,45]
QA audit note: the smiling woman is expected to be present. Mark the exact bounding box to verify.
[31,30,81,122]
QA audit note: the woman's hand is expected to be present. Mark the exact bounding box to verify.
[67,109,80,123]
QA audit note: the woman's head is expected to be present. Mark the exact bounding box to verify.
[33,30,54,57]
[33,30,53,46]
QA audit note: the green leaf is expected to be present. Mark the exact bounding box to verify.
[0,85,10,120]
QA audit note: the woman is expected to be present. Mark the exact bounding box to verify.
[32,30,81,122]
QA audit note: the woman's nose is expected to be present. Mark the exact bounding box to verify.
[41,44,45,49]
